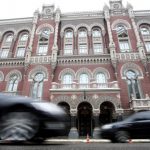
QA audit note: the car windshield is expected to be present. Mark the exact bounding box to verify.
[123,111,150,122]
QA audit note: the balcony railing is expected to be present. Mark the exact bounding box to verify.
[51,81,119,90]
[130,96,150,110]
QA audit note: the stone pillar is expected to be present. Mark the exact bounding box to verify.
[74,32,77,55]
[68,109,79,139]
[93,109,101,139]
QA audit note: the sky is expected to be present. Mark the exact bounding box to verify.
[0,0,149,19]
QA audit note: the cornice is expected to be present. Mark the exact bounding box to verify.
[0,58,25,67]
[0,17,33,25]
[57,54,111,65]
[61,11,104,20]
[134,10,150,17]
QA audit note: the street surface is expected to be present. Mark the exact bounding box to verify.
[0,141,150,150]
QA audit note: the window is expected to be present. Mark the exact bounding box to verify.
[7,74,19,92]
[96,73,107,88]
[79,73,89,88]
[0,48,9,58]
[126,70,141,99]
[62,74,72,88]
[79,44,87,54]
[119,40,130,52]
[92,28,103,54]
[145,41,150,52]
[65,30,73,38]
[64,29,73,55]
[16,47,25,57]
[140,27,150,36]
[92,29,101,38]
[37,28,50,55]
[5,34,13,42]
[64,44,73,55]
[31,73,44,99]
[20,33,28,41]
[116,25,130,52]
[37,43,48,55]
[93,43,103,53]
[79,29,87,38]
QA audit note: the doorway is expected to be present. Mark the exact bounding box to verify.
[77,102,93,137]
[99,101,115,125]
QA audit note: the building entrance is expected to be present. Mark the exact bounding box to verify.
[99,101,115,125]
[77,102,93,136]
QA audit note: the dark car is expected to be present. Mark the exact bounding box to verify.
[100,111,150,143]
[0,93,70,142]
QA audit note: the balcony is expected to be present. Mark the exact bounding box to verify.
[50,81,120,92]
[130,95,150,111]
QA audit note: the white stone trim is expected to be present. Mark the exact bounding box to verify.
[76,68,92,79]
[90,23,105,35]
[17,27,31,34]
[1,29,17,37]
[5,70,22,81]
[0,71,4,81]
[28,65,48,80]
[111,19,131,30]
[36,23,54,34]
[120,62,144,79]
[58,68,75,80]
[75,23,90,32]
[93,67,110,79]
[60,24,76,35]
[136,19,150,29]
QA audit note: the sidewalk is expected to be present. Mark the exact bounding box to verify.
[46,138,150,143]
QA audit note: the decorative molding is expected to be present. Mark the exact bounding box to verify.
[93,67,110,79]
[5,69,22,81]
[30,56,51,64]
[1,28,17,37]
[136,19,150,29]
[36,23,54,34]
[51,95,120,111]
[120,62,143,79]
[0,59,25,67]
[75,23,90,32]
[90,23,105,35]
[111,19,131,30]
[76,67,92,79]
[60,24,76,35]
[17,27,31,34]
[58,68,76,80]
[28,65,48,80]
[0,71,4,81]
[57,55,111,65]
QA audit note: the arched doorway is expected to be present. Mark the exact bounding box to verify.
[99,101,115,125]
[58,102,70,114]
[77,102,93,137]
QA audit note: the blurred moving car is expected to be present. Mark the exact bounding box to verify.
[0,93,70,142]
[100,111,150,143]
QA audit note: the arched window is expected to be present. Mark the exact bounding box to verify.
[116,25,130,52]
[96,73,107,88]
[62,74,73,88]
[20,33,28,41]
[78,28,88,54]
[140,26,150,52]
[7,74,19,92]
[64,29,73,55]
[126,70,141,99]
[92,28,103,54]
[31,73,44,99]
[37,28,50,55]
[5,34,13,42]
[79,73,89,88]
[16,33,29,58]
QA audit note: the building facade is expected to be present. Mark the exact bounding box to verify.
[0,0,150,138]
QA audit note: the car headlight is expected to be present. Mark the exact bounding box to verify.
[101,124,113,129]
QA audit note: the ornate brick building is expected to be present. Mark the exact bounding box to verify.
[0,0,150,138]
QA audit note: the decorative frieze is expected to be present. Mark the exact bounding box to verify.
[30,56,51,64]
[57,55,111,65]
[0,59,24,67]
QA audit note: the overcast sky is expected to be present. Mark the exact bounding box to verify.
[0,0,149,19]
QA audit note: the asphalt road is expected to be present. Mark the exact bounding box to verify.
[0,142,150,150]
